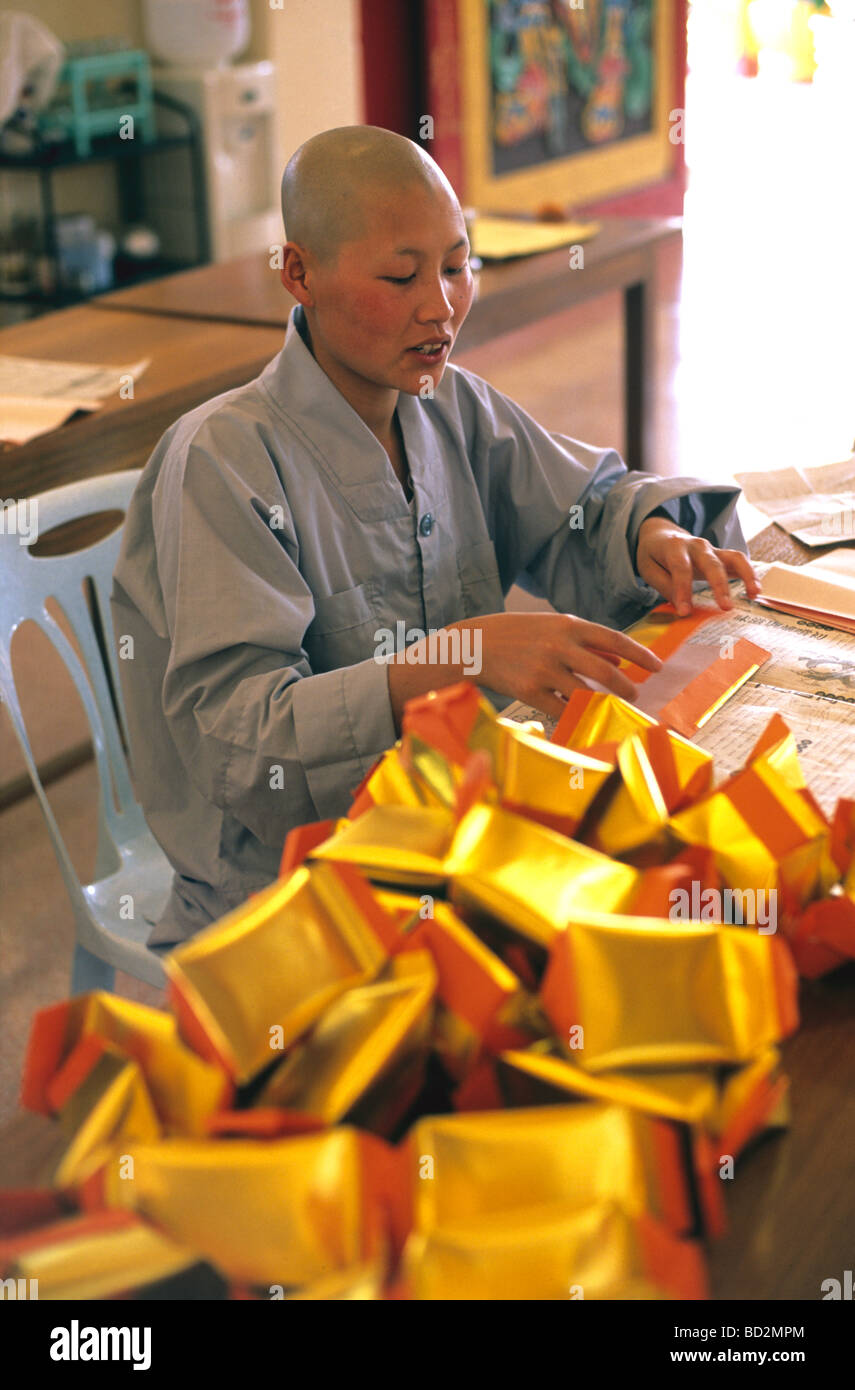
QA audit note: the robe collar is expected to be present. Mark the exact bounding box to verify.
[258,305,450,524]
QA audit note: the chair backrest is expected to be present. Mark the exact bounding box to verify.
[0,471,144,901]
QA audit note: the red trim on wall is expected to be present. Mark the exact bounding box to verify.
[365,0,690,216]
[359,0,424,136]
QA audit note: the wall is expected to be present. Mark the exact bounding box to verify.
[360,0,423,136]
[255,0,364,181]
[1,1,295,246]
[1,3,143,240]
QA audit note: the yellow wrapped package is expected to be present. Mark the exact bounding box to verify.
[309,805,455,887]
[497,1044,789,1154]
[50,1043,161,1189]
[400,680,614,836]
[714,1047,790,1157]
[89,1127,391,1290]
[401,1202,707,1301]
[496,725,613,839]
[445,803,639,950]
[405,1104,693,1236]
[166,861,391,1083]
[551,688,659,759]
[368,895,546,1079]
[257,951,437,1134]
[541,910,799,1071]
[402,735,493,814]
[669,752,837,909]
[497,1044,720,1125]
[401,683,505,775]
[0,1210,198,1300]
[20,991,230,1135]
[347,744,447,815]
[586,724,713,861]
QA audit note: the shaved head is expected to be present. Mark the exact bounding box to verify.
[277,124,474,426]
[281,125,456,267]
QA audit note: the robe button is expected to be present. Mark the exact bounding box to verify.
[419,512,434,537]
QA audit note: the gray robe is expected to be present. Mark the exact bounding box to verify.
[111,303,744,945]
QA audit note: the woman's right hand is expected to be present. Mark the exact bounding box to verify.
[460,611,663,720]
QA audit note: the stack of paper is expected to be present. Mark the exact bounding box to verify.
[734,458,855,546]
[470,215,600,262]
[0,355,150,446]
[753,548,855,633]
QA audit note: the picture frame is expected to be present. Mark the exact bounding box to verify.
[456,0,677,211]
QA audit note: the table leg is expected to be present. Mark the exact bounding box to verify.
[624,271,656,473]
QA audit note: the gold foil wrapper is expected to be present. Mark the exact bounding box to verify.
[670,753,837,907]
[497,726,613,836]
[166,862,390,1083]
[96,1128,385,1290]
[401,684,504,773]
[404,698,613,838]
[400,899,546,1078]
[590,732,671,860]
[552,689,659,760]
[21,992,230,1135]
[403,735,489,812]
[541,910,799,1071]
[0,1211,197,1300]
[257,951,437,1131]
[445,803,639,949]
[497,1044,789,1155]
[497,1045,719,1126]
[406,1104,691,1235]
[714,1047,790,1155]
[310,805,454,886]
[588,725,713,861]
[53,1045,161,1189]
[401,1202,707,1300]
[352,746,439,811]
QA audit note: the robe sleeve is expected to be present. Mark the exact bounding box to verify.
[454,369,747,629]
[154,431,396,841]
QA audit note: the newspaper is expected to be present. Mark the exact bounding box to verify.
[695,682,855,816]
[502,572,855,813]
[683,593,855,704]
[0,354,150,401]
[501,701,558,739]
[734,457,855,546]
[0,354,150,445]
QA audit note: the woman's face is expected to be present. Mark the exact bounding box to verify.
[299,181,475,403]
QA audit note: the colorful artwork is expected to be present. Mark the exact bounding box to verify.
[489,0,655,173]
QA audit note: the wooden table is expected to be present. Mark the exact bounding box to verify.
[95,217,682,473]
[0,306,284,501]
[0,523,852,1300]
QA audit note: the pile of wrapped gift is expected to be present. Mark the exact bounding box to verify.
[2,681,854,1300]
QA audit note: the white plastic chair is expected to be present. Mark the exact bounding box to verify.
[0,471,171,992]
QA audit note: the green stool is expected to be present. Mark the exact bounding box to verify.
[39,51,156,157]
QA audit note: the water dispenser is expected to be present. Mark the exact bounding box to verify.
[148,62,282,262]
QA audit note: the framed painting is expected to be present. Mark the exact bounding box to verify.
[457,0,677,211]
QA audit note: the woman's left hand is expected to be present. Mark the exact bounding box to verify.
[636,515,761,616]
